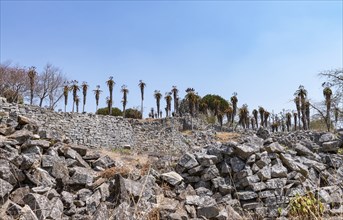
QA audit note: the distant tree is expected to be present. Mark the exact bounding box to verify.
[294,85,308,129]
[225,105,233,126]
[121,85,129,117]
[294,96,301,129]
[63,84,69,112]
[286,112,292,132]
[264,111,270,128]
[70,80,80,113]
[293,112,298,130]
[125,108,142,119]
[323,87,333,131]
[252,109,258,129]
[305,101,310,129]
[185,88,197,117]
[1,65,28,103]
[93,85,102,112]
[217,112,224,129]
[171,86,179,115]
[154,90,162,118]
[75,95,80,113]
[200,94,229,116]
[106,76,115,115]
[27,66,37,105]
[251,117,255,130]
[150,108,155,118]
[238,104,249,129]
[319,68,343,108]
[230,93,238,124]
[259,106,265,127]
[96,107,122,116]
[106,96,112,114]
[165,92,172,117]
[138,80,146,119]
[81,82,89,113]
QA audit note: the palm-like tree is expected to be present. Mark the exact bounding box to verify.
[93,85,102,112]
[81,82,89,113]
[185,88,197,117]
[305,101,310,129]
[106,76,115,115]
[286,112,292,132]
[258,106,265,127]
[154,90,162,118]
[138,80,146,119]
[230,93,238,124]
[106,96,112,114]
[171,86,179,115]
[63,84,69,112]
[121,85,129,117]
[238,104,249,129]
[225,105,233,126]
[294,96,301,129]
[264,111,270,128]
[213,99,221,116]
[75,96,80,113]
[323,87,333,131]
[293,112,298,131]
[27,66,37,105]
[294,85,308,129]
[70,80,80,113]
[165,92,172,117]
[252,109,258,129]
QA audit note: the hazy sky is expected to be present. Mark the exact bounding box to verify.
[1,1,342,116]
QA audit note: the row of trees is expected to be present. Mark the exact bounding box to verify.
[1,61,342,130]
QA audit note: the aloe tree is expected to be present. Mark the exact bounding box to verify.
[305,101,310,129]
[121,85,129,117]
[70,80,80,113]
[186,88,198,130]
[264,111,270,128]
[106,96,112,114]
[154,90,162,118]
[259,106,265,127]
[230,93,238,124]
[286,112,292,132]
[93,85,102,112]
[75,95,80,113]
[225,105,233,126]
[171,86,179,115]
[293,112,298,130]
[106,76,115,115]
[252,109,258,129]
[238,104,249,129]
[165,92,172,117]
[27,66,37,105]
[63,84,69,112]
[323,87,333,131]
[81,82,89,113]
[138,80,146,119]
[294,85,308,130]
[294,96,301,129]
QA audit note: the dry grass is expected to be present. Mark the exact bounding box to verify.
[98,166,131,179]
[147,208,160,220]
[99,149,150,170]
[215,132,241,142]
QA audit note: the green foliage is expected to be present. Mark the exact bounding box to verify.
[125,108,142,119]
[289,192,324,218]
[200,94,229,114]
[205,115,216,124]
[96,107,122,116]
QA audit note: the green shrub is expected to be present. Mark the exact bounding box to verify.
[289,192,324,218]
[96,107,122,116]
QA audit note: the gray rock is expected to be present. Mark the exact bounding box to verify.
[0,178,13,202]
[69,167,94,186]
[263,142,285,153]
[248,182,267,192]
[86,190,101,214]
[201,165,220,181]
[18,115,32,125]
[70,144,88,156]
[294,143,315,157]
[196,154,219,166]
[257,166,271,180]
[256,127,270,139]
[10,186,30,205]
[61,191,74,208]
[8,130,34,144]
[197,205,220,219]
[93,155,116,169]
[48,197,63,219]
[19,205,39,220]
[319,133,336,143]
[23,193,51,220]
[23,139,50,149]
[280,153,300,172]
[322,141,341,153]
[235,191,258,200]
[188,165,203,175]
[91,202,108,220]
[271,164,288,178]
[255,155,271,168]
[241,174,260,187]
[258,190,275,199]
[161,171,183,186]
[230,157,245,173]
[25,168,56,187]
[265,178,287,189]
[234,143,261,159]
[178,153,199,170]
[6,201,23,218]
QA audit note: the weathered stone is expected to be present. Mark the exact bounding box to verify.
[265,178,287,189]
[280,153,300,172]
[322,141,341,153]
[61,191,74,208]
[23,139,50,149]
[48,197,63,219]
[69,167,94,186]
[178,153,199,169]
[86,190,101,214]
[19,205,39,220]
[258,190,275,199]
[18,115,32,125]
[201,165,220,181]
[70,144,88,156]
[6,201,23,218]
[8,130,34,144]
[25,168,56,187]
[230,157,245,173]
[196,154,218,166]
[93,155,116,169]
[241,174,260,187]
[242,202,263,210]
[161,171,183,186]
[294,143,315,157]
[234,143,261,159]
[246,154,256,164]
[23,193,50,220]
[10,186,30,205]
[256,127,270,139]
[255,154,271,168]
[257,166,271,180]
[0,178,13,203]
[263,142,285,153]
[92,202,109,220]
[188,165,203,175]
[197,205,220,219]
[185,204,196,218]
[319,133,336,143]
[248,182,267,192]
[235,191,258,200]
[271,164,288,178]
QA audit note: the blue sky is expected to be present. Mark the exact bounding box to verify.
[1,1,342,116]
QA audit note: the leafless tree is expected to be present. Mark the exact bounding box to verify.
[36,63,67,109]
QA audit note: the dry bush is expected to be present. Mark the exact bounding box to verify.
[147,208,160,220]
[215,132,241,142]
[98,166,131,179]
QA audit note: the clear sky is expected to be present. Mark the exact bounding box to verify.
[1,1,342,116]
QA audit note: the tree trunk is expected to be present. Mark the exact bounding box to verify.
[141,99,144,119]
